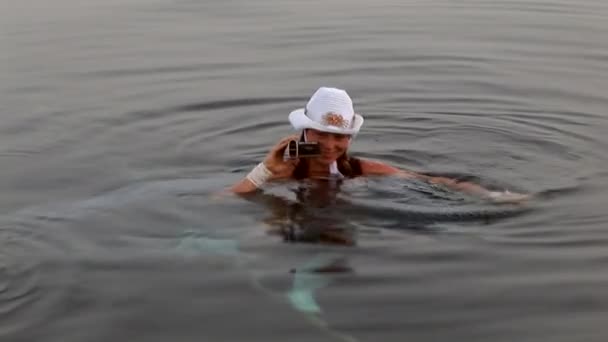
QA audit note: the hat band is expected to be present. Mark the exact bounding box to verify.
[304,107,352,129]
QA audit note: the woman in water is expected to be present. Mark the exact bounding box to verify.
[231,86,529,204]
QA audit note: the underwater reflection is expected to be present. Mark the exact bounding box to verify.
[238,177,360,278]
[245,177,358,247]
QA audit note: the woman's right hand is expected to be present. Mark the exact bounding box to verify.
[263,135,300,178]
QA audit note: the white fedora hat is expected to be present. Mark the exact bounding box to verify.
[289,87,364,135]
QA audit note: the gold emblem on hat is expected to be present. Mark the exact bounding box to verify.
[321,112,349,128]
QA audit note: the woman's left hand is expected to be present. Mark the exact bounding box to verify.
[487,190,531,204]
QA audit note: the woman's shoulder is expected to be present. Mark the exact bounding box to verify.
[355,158,421,179]
[357,158,401,175]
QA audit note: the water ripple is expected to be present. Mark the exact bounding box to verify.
[0,222,73,340]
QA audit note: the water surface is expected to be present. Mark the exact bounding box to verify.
[2,1,608,341]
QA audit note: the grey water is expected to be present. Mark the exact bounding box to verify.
[2,0,608,341]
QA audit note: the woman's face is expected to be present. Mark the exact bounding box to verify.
[305,129,351,164]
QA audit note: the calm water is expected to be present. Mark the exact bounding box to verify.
[2,0,608,341]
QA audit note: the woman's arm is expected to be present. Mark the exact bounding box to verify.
[230,135,299,194]
[230,177,260,194]
[230,163,296,194]
[359,159,530,203]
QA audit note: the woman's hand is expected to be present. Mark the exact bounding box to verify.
[230,135,300,194]
[487,190,531,204]
[263,135,300,179]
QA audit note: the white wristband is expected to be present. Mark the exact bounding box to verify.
[246,162,273,188]
[488,191,504,199]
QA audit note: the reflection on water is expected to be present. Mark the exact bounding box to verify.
[255,179,358,246]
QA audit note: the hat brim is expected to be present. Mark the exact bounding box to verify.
[289,108,364,135]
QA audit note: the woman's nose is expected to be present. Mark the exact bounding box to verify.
[320,136,337,148]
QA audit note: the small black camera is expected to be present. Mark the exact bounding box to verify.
[287,140,321,159]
